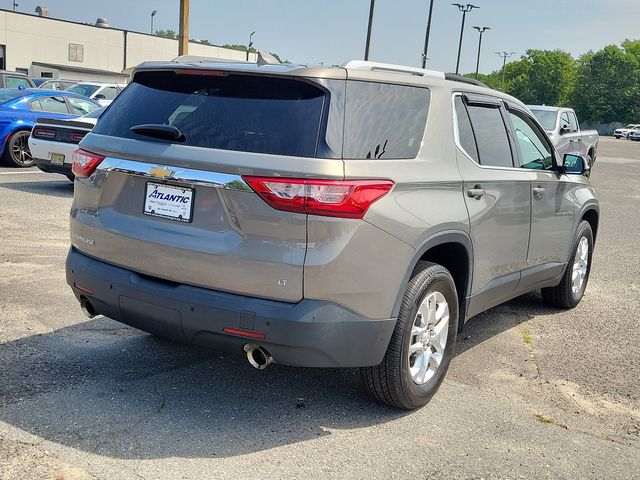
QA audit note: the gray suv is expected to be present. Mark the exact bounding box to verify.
[66,59,598,409]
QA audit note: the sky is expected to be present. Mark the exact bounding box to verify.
[9,0,640,73]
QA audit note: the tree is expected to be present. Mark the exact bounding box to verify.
[572,45,639,124]
[155,29,177,39]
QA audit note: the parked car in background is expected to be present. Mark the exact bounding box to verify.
[31,78,47,87]
[628,129,640,141]
[66,82,122,106]
[66,60,599,409]
[38,79,77,91]
[529,105,598,166]
[0,88,101,167]
[30,107,104,180]
[0,70,36,88]
[613,124,640,139]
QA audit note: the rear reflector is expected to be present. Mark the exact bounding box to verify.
[32,127,57,140]
[223,327,266,339]
[73,282,93,295]
[242,177,394,219]
[72,149,105,178]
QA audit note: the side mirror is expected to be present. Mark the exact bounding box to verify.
[561,153,588,175]
[93,93,106,100]
[559,125,570,135]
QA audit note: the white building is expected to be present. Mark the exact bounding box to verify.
[0,8,257,83]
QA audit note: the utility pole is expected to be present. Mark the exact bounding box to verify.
[472,26,490,79]
[247,31,255,62]
[12,1,18,11]
[496,51,516,91]
[452,3,478,75]
[364,0,375,60]
[151,10,157,35]
[421,0,435,68]
[178,0,189,56]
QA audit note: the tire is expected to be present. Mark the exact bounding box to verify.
[2,130,34,167]
[542,221,593,309]
[360,261,458,409]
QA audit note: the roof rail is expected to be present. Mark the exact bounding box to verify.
[444,73,488,88]
[342,60,445,79]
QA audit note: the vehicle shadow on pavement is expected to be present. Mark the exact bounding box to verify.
[0,317,406,459]
[0,180,73,198]
[0,292,563,459]
[456,291,561,355]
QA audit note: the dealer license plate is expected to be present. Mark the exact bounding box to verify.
[143,182,194,223]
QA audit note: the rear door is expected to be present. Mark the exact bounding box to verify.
[505,105,576,289]
[453,94,531,316]
[74,69,345,302]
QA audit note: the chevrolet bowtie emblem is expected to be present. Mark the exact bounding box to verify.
[148,166,175,179]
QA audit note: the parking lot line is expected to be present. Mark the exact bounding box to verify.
[0,170,48,176]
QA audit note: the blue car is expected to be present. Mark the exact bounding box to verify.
[0,88,101,167]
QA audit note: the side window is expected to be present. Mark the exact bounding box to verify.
[466,103,514,168]
[343,81,430,159]
[453,96,479,162]
[560,112,571,130]
[508,110,554,170]
[101,87,119,100]
[5,76,31,88]
[568,112,579,132]
[39,96,70,114]
[67,97,98,115]
[29,99,43,111]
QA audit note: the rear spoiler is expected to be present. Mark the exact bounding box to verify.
[34,118,95,130]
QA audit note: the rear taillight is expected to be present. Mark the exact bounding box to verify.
[243,177,394,219]
[32,127,56,140]
[71,149,105,178]
[70,131,88,143]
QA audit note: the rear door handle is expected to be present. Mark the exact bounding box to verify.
[467,185,486,199]
[532,186,545,198]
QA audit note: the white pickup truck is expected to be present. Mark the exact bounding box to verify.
[529,106,599,166]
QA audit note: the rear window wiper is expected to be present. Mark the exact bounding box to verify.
[130,124,185,141]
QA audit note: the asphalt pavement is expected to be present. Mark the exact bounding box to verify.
[0,137,639,479]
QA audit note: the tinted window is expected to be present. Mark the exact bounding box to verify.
[454,96,479,162]
[39,96,69,114]
[30,99,43,111]
[67,84,100,97]
[466,104,513,167]
[93,71,326,158]
[100,86,119,100]
[343,81,429,159]
[68,97,99,115]
[509,111,554,170]
[530,109,557,130]
[4,76,31,88]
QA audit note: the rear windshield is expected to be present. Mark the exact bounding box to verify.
[530,109,557,130]
[67,84,100,97]
[92,70,326,158]
[0,89,25,104]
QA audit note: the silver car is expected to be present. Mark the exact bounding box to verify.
[66,60,599,409]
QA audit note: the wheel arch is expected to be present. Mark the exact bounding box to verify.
[392,230,473,332]
[0,122,34,156]
[581,206,599,242]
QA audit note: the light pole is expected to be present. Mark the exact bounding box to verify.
[12,1,18,11]
[364,0,375,60]
[150,10,157,35]
[496,51,516,91]
[421,0,435,68]
[247,31,255,61]
[452,3,479,75]
[472,26,490,79]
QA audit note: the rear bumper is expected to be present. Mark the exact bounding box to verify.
[66,248,396,368]
[34,158,73,176]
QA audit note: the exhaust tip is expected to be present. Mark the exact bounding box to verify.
[80,297,96,319]
[244,344,273,370]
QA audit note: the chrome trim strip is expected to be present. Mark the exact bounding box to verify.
[96,157,251,191]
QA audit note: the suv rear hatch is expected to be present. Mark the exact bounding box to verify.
[72,66,345,302]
